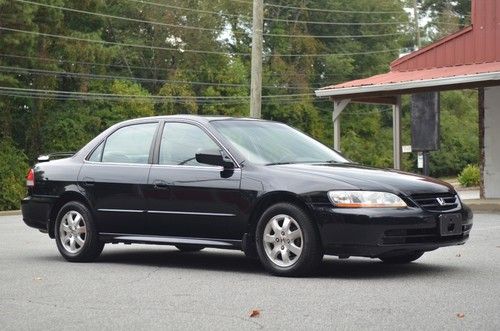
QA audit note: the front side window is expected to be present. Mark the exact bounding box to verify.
[88,142,104,162]
[159,122,220,166]
[101,123,157,164]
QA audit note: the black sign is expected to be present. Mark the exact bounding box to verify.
[411,92,440,152]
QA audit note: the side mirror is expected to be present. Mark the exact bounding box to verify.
[195,149,234,168]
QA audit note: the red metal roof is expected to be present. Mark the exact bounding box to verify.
[317,0,500,96]
[324,62,500,89]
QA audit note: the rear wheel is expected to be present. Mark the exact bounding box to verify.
[379,251,424,264]
[55,201,104,262]
[255,203,322,277]
[175,244,204,252]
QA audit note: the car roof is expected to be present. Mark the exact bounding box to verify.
[118,115,269,126]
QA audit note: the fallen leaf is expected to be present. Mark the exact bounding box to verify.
[456,313,465,319]
[249,309,261,318]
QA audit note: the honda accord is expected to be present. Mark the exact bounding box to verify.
[21,115,472,276]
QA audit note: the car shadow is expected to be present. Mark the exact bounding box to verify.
[78,247,467,279]
[97,247,264,275]
[317,257,463,279]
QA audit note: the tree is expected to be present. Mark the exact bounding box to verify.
[0,139,28,210]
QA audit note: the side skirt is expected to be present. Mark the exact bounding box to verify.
[99,233,242,250]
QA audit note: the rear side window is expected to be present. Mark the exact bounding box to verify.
[101,123,157,164]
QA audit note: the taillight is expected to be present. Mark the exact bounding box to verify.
[26,169,35,187]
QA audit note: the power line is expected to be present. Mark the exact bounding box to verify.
[127,0,406,22]
[15,0,222,33]
[0,86,314,100]
[270,48,401,57]
[263,17,409,26]
[0,87,321,105]
[0,52,216,75]
[0,65,316,90]
[0,26,402,58]
[0,53,333,82]
[1,9,407,27]
[15,1,407,39]
[0,66,254,87]
[0,26,249,56]
[224,0,404,14]
[265,2,403,14]
[126,0,247,20]
[0,92,328,106]
[265,32,403,39]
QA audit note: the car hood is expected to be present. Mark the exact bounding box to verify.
[274,163,455,196]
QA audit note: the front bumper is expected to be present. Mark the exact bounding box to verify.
[313,203,473,258]
[21,196,53,233]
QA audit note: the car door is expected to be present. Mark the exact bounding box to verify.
[145,121,244,239]
[78,122,158,235]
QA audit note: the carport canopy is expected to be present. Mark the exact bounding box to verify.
[314,0,500,176]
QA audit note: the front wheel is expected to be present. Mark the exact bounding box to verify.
[255,203,323,277]
[379,251,424,264]
[55,201,104,262]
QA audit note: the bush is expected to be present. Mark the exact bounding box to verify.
[458,164,480,187]
[0,140,29,210]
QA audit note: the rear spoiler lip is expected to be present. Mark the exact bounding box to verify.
[37,152,75,162]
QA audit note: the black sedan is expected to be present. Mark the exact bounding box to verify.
[21,115,472,276]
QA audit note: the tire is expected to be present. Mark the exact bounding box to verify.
[379,251,424,264]
[54,201,104,262]
[255,203,323,277]
[175,244,205,252]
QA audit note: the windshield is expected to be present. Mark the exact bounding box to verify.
[211,120,349,165]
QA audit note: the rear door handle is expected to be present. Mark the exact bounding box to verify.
[82,177,95,187]
[153,180,169,190]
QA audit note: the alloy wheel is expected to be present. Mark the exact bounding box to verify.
[262,214,303,267]
[59,210,87,254]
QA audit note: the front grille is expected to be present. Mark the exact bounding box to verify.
[411,193,460,212]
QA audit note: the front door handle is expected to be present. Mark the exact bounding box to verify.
[153,180,169,190]
[82,177,95,187]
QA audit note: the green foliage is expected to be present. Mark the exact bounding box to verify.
[340,107,394,168]
[398,91,478,177]
[0,0,480,210]
[428,91,478,177]
[0,140,29,210]
[98,80,155,126]
[458,164,480,187]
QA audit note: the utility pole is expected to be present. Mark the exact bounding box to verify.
[250,0,264,118]
[413,0,421,48]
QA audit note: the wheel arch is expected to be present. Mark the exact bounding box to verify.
[245,191,320,243]
[48,191,92,238]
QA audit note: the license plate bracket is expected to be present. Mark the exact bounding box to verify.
[439,213,463,236]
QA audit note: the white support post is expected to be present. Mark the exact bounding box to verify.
[483,86,500,198]
[392,97,402,170]
[332,99,350,151]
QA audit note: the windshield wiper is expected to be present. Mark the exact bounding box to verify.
[265,161,297,166]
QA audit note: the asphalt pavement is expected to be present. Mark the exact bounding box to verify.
[1,214,499,330]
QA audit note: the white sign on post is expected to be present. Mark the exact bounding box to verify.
[402,145,412,153]
[417,152,424,169]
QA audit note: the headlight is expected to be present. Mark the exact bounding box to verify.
[327,191,407,208]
